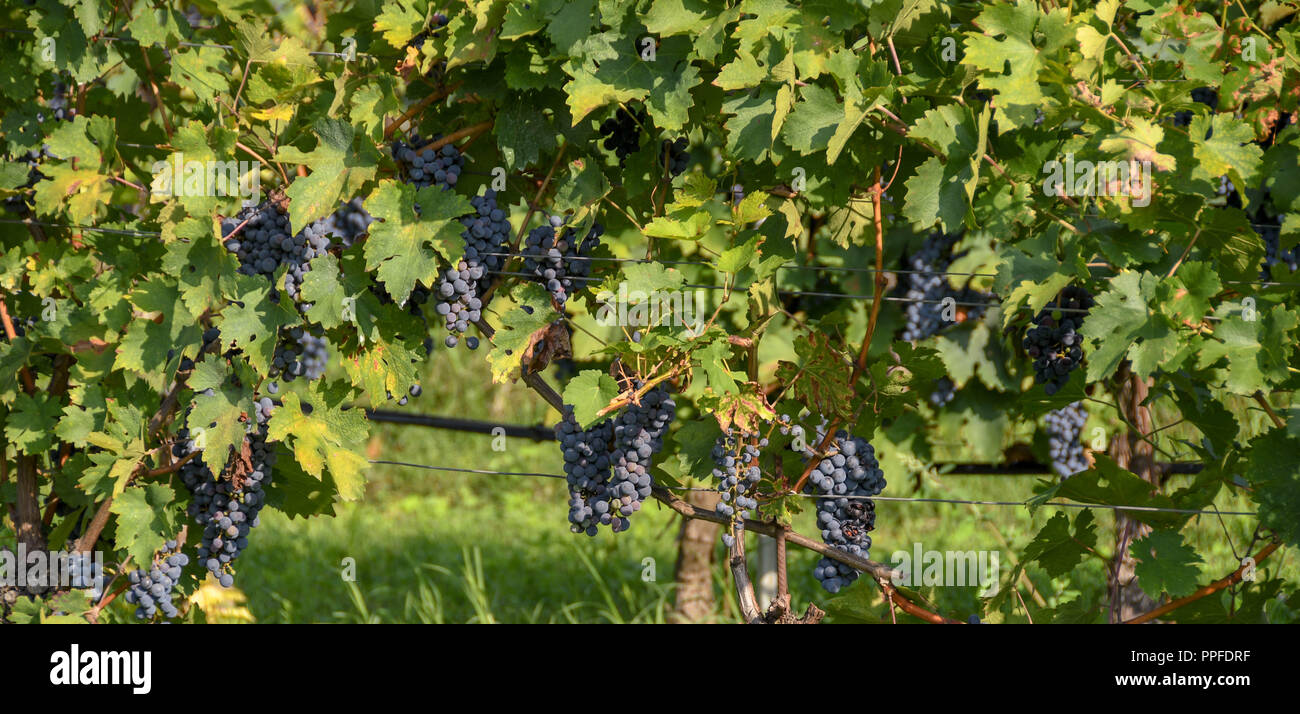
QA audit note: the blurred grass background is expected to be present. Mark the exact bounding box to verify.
[216,341,1292,624]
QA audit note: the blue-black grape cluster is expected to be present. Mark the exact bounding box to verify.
[556,385,675,536]
[2,312,37,341]
[391,133,464,189]
[1022,286,1093,395]
[599,106,646,164]
[709,428,765,547]
[660,137,690,176]
[176,404,275,588]
[1257,204,1294,276]
[608,384,676,526]
[1171,87,1219,128]
[271,325,328,383]
[221,201,330,304]
[435,190,511,349]
[522,216,604,307]
[65,552,108,601]
[177,327,224,372]
[1045,401,1089,479]
[557,413,617,535]
[123,542,189,620]
[929,377,956,408]
[900,232,990,341]
[802,425,886,594]
[322,197,374,248]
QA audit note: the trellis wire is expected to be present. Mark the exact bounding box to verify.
[366,459,1256,517]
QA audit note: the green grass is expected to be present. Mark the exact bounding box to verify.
[230,340,1294,623]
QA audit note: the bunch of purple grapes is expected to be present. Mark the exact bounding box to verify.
[1022,286,1093,395]
[434,190,511,349]
[322,197,374,248]
[522,216,604,306]
[802,425,886,593]
[391,132,464,190]
[599,106,646,164]
[122,542,190,620]
[1046,402,1089,479]
[555,385,675,536]
[900,232,990,342]
[221,201,330,304]
[175,406,275,589]
[709,427,765,547]
[660,137,690,176]
[270,325,328,383]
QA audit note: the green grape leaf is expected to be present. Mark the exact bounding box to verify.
[267,391,369,501]
[1196,303,1299,395]
[1246,429,1300,548]
[1130,529,1204,599]
[562,370,620,428]
[773,332,854,422]
[214,275,300,375]
[487,283,560,383]
[1021,510,1097,579]
[4,392,64,455]
[340,335,421,404]
[362,179,472,305]
[109,484,177,568]
[187,355,254,481]
[277,118,379,233]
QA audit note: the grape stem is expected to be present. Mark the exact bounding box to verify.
[791,167,886,494]
[1123,537,1283,624]
[381,82,464,140]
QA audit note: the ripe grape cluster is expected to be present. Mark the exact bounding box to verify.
[900,232,990,341]
[176,408,274,588]
[803,426,886,593]
[123,542,190,620]
[406,13,451,81]
[1171,87,1219,128]
[556,385,675,536]
[1022,286,1093,395]
[271,325,328,383]
[522,217,604,306]
[1257,206,1294,276]
[323,197,374,248]
[599,106,646,163]
[435,190,511,349]
[391,133,464,190]
[660,137,690,176]
[557,413,617,536]
[1046,402,1089,479]
[66,552,108,601]
[929,377,956,408]
[2,312,37,341]
[608,384,676,527]
[221,201,330,303]
[709,428,765,548]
